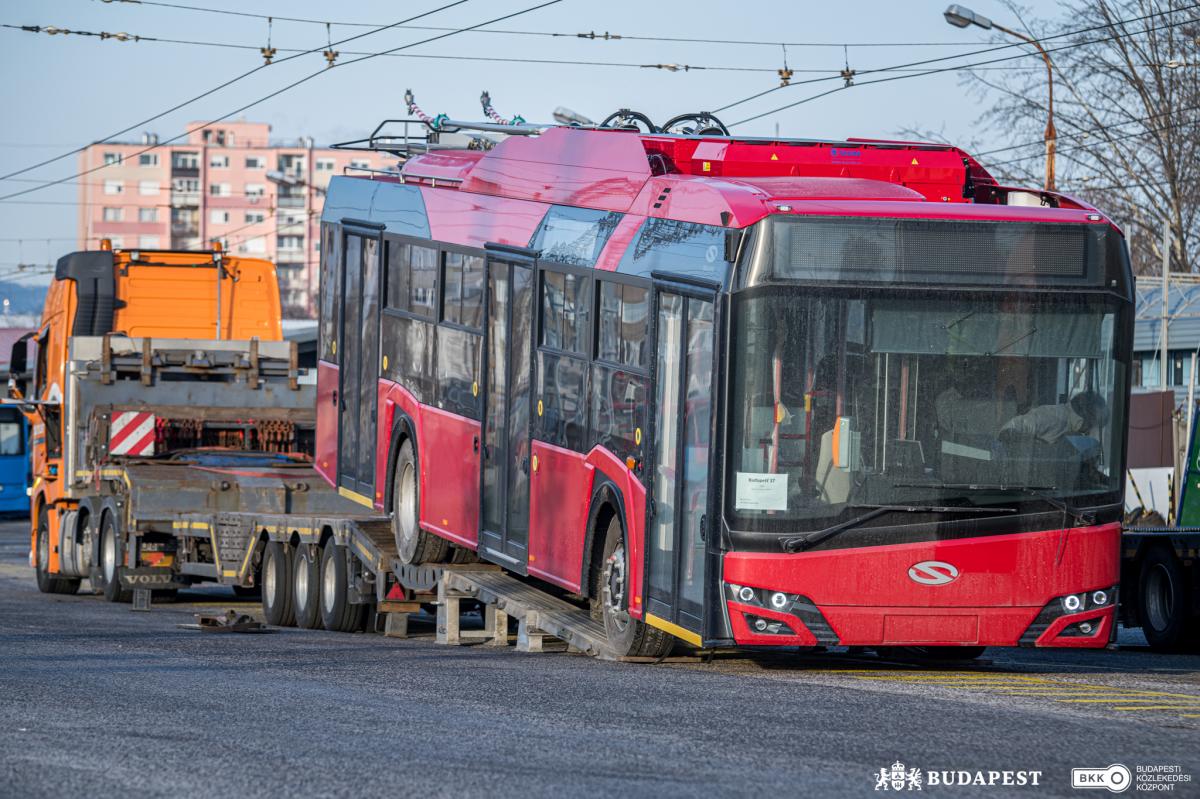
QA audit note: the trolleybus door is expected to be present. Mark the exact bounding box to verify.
[646,287,715,639]
[337,227,382,499]
[478,249,534,570]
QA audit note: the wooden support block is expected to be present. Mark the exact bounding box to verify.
[383,613,409,639]
[378,600,422,614]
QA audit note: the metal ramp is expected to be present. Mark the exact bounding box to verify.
[389,561,615,659]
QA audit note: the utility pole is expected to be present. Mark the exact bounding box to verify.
[1161,219,1170,389]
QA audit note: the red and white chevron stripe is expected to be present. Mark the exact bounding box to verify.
[109,411,156,456]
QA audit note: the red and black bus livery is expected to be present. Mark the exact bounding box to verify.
[316,119,1132,658]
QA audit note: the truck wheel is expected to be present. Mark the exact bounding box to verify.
[1139,547,1196,651]
[261,541,295,627]
[592,515,672,659]
[292,543,323,629]
[391,440,448,565]
[35,512,80,595]
[320,543,366,633]
[97,512,131,603]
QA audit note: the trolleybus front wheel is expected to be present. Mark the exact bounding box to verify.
[35,511,80,595]
[594,515,671,659]
[391,440,449,565]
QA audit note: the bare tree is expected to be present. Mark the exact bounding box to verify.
[939,1,1198,275]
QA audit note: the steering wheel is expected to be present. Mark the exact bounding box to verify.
[599,109,659,133]
[660,112,730,137]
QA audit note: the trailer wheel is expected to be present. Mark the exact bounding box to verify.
[1138,546,1196,651]
[391,440,449,565]
[261,541,295,627]
[292,543,323,629]
[35,512,80,595]
[97,512,130,603]
[320,543,366,633]
[593,515,672,658]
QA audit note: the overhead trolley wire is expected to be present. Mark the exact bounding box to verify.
[0,0,474,182]
[723,8,1199,125]
[96,0,1001,47]
[715,3,1200,116]
[0,0,564,203]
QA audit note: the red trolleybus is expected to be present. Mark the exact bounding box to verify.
[318,112,1132,658]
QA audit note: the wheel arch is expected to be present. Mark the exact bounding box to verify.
[383,411,418,514]
[579,478,628,602]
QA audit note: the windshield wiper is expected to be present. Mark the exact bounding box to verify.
[781,503,1017,554]
[891,481,1097,526]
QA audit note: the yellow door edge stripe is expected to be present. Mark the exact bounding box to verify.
[338,486,375,509]
[645,612,702,647]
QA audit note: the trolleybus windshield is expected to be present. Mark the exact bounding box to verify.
[726,217,1129,532]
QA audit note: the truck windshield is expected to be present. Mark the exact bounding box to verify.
[725,287,1127,531]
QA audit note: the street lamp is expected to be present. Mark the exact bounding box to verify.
[944,4,1057,191]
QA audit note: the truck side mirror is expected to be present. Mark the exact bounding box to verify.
[7,334,31,400]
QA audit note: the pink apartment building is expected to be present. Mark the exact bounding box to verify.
[77,120,394,318]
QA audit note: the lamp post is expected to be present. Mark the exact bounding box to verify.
[944,4,1057,191]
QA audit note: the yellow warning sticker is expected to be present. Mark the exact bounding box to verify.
[382,355,389,370]
[702,161,711,172]
[537,399,544,417]
[911,157,919,165]
[472,381,479,397]
[770,153,779,161]
[635,427,643,445]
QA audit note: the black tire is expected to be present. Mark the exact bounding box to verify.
[1139,546,1197,652]
[320,543,367,633]
[34,511,80,595]
[97,512,130,603]
[591,515,672,658]
[292,543,323,629]
[391,440,449,565]
[261,541,295,627]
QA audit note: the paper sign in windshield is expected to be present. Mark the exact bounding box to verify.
[735,472,787,511]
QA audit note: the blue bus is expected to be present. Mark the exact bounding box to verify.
[0,406,29,514]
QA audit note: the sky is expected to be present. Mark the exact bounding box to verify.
[0,0,1064,288]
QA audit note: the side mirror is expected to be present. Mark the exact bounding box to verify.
[7,336,29,400]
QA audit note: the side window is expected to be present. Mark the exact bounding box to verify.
[442,252,485,330]
[541,270,590,355]
[319,224,338,362]
[596,281,648,368]
[536,268,591,451]
[591,280,649,461]
[385,241,438,319]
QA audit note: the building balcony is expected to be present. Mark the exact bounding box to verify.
[171,191,200,207]
[171,222,199,237]
[277,195,305,208]
[170,166,199,178]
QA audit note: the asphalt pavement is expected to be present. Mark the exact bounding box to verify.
[1,518,1197,798]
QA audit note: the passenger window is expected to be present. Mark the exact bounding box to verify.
[596,281,648,369]
[540,271,590,355]
[591,363,645,460]
[319,224,338,362]
[386,241,438,319]
[442,252,484,330]
[530,206,622,267]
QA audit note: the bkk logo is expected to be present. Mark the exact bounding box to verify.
[874,762,1043,790]
[1071,765,1132,793]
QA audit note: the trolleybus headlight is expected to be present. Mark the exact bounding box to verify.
[1091,590,1109,606]
[770,591,789,610]
[1061,593,1083,613]
[738,585,756,603]
[753,618,768,632]
[1078,621,1094,634]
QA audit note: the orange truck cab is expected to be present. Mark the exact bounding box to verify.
[7,243,282,592]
